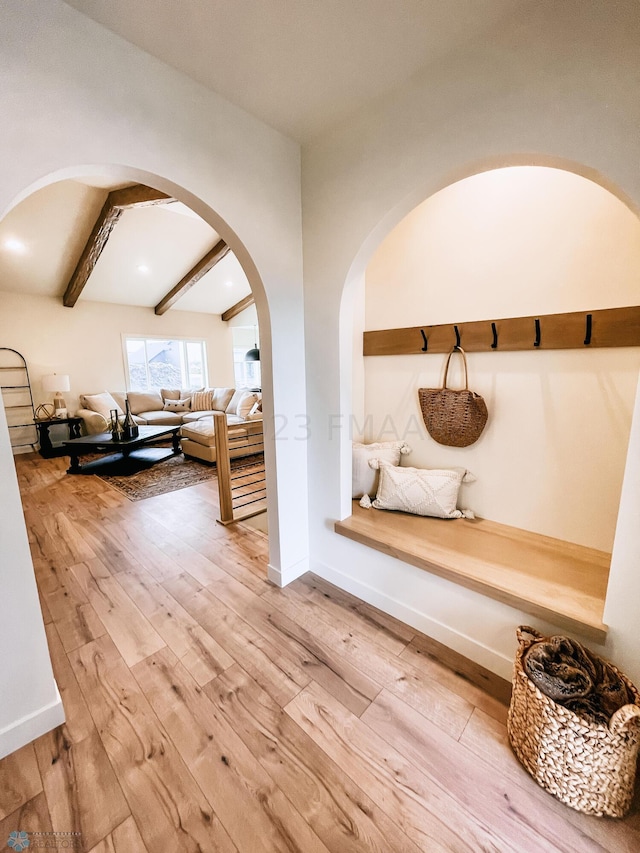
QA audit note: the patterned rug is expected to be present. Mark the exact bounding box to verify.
[96,452,265,501]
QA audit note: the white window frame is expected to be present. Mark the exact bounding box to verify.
[232,345,261,391]
[122,334,209,391]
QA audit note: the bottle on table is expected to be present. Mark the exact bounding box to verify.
[122,398,139,441]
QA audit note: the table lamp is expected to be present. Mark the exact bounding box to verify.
[42,373,70,418]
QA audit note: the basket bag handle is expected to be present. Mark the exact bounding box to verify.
[516,625,544,648]
[442,346,469,391]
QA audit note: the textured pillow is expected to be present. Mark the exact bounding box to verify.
[191,390,214,411]
[352,441,411,499]
[163,397,191,412]
[83,391,123,419]
[370,460,474,519]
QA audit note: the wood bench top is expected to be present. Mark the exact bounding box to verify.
[335,502,610,642]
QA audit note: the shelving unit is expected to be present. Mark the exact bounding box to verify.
[0,348,38,452]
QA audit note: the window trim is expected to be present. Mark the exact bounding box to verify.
[121,334,209,392]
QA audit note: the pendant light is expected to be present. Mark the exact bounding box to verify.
[245,325,260,362]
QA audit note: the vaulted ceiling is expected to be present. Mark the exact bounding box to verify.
[1,1,519,317]
[0,178,253,317]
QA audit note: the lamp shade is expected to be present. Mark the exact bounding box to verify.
[42,374,70,393]
[244,347,260,362]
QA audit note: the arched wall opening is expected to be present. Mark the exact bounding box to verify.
[329,157,640,680]
[348,164,640,553]
[0,163,286,571]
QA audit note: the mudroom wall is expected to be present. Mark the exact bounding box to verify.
[362,166,640,552]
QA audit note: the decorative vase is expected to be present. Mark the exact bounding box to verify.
[122,398,139,440]
[109,408,122,441]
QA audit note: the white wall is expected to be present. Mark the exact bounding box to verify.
[0,0,308,756]
[0,291,235,419]
[303,0,640,684]
[0,399,64,758]
[363,167,640,552]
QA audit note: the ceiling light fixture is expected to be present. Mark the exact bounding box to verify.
[137,264,150,274]
[245,325,260,362]
[225,280,233,287]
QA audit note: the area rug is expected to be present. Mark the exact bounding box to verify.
[96,452,265,501]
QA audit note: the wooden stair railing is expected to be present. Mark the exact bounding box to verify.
[213,412,266,524]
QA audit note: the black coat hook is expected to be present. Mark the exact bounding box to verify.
[584,313,593,346]
[491,322,498,349]
[454,325,461,349]
[534,318,541,347]
[420,329,428,352]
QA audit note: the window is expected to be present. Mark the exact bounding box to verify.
[124,337,208,391]
[232,347,261,390]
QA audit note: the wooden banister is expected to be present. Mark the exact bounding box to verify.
[213,412,266,525]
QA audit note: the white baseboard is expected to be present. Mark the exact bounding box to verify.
[310,559,513,681]
[267,556,310,588]
[0,686,65,760]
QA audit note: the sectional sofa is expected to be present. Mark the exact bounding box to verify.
[76,387,263,464]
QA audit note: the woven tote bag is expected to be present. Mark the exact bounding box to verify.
[508,626,640,817]
[418,347,488,447]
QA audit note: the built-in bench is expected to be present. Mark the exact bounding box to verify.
[335,501,610,643]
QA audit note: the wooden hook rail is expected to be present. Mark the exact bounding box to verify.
[363,306,640,356]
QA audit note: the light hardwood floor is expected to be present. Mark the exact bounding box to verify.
[2,452,639,852]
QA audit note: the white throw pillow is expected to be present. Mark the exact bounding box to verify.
[236,392,258,419]
[83,391,123,420]
[163,398,191,412]
[352,441,411,499]
[210,387,235,411]
[370,460,474,519]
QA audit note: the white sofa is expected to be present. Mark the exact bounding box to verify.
[76,388,261,436]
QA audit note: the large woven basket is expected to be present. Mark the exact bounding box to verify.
[507,626,640,817]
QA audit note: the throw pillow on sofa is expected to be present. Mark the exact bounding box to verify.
[126,391,164,414]
[211,387,235,411]
[83,391,123,420]
[236,392,258,419]
[352,440,411,499]
[191,390,214,411]
[161,387,200,401]
[163,398,191,412]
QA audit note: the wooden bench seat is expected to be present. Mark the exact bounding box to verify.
[335,502,610,642]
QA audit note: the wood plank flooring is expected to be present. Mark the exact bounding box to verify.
[2,452,639,852]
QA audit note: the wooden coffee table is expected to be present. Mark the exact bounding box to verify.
[63,425,182,474]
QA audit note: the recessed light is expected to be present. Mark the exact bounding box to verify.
[225,280,233,287]
[137,264,150,274]
[3,237,27,254]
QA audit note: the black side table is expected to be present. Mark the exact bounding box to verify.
[36,416,83,458]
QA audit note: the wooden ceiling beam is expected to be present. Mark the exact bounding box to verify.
[221,293,255,322]
[154,239,231,316]
[63,184,174,308]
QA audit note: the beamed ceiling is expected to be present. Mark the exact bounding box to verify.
[0,178,254,320]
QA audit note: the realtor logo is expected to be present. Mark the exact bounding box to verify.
[7,831,30,851]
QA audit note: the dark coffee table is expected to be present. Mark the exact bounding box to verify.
[63,425,182,474]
